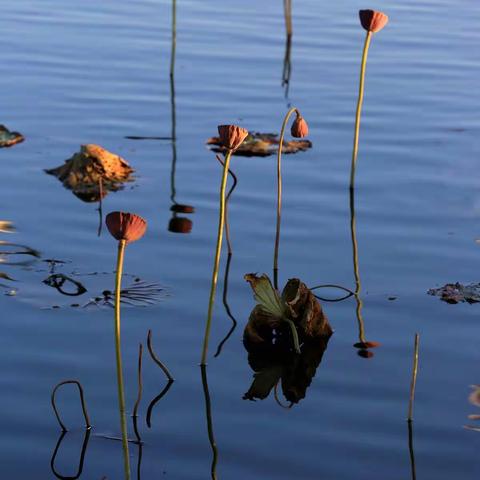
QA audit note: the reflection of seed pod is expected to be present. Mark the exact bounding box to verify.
[106,211,147,243]
[168,217,193,234]
[291,115,309,138]
[170,204,195,214]
[357,349,374,359]
[354,341,381,349]
[359,9,389,33]
[218,124,249,151]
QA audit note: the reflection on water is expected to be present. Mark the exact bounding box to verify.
[200,365,218,480]
[50,429,91,480]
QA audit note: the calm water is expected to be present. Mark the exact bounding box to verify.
[1,0,479,478]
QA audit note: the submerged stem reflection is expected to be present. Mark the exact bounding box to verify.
[200,365,218,480]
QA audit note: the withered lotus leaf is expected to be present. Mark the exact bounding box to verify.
[45,144,134,202]
[244,274,332,350]
[106,211,147,243]
[359,9,389,33]
[0,125,24,148]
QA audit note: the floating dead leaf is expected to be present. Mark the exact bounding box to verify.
[242,274,333,403]
[207,132,312,157]
[45,144,134,202]
[0,221,15,233]
[0,125,24,148]
[427,282,480,304]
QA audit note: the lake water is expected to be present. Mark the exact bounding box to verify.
[1,0,479,478]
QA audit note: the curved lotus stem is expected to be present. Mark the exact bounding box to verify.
[200,150,233,365]
[350,31,372,190]
[274,106,300,289]
[51,380,91,431]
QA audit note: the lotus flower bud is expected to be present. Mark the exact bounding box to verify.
[168,217,193,234]
[290,114,309,138]
[106,211,147,243]
[359,9,389,33]
[217,125,249,151]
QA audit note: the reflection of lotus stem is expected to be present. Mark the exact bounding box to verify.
[200,365,218,480]
[350,188,366,343]
[407,419,417,480]
[274,106,299,290]
[408,333,420,421]
[114,239,131,480]
[201,150,233,365]
[350,31,372,191]
[132,343,143,444]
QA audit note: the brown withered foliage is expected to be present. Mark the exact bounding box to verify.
[243,275,333,404]
[45,144,134,202]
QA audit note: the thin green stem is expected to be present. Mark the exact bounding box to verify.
[201,150,233,365]
[350,31,372,191]
[114,239,131,480]
[408,333,420,421]
[274,106,299,289]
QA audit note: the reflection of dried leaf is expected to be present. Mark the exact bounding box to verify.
[0,125,24,147]
[207,132,312,157]
[0,221,15,233]
[0,272,15,281]
[428,282,480,304]
[469,385,480,407]
[45,144,134,202]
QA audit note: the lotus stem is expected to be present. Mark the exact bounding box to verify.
[350,187,366,344]
[350,31,372,191]
[114,239,131,480]
[408,333,420,422]
[274,106,299,289]
[201,150,233,365]
[132,343,143,444]
[147,330,174,381]
[51,379,91,431]
[283,0,292,37]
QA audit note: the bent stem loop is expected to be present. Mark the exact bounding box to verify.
[350,30,372,191]
[114,239,131,480]
[274,106,299,289]
[201,150,233,365]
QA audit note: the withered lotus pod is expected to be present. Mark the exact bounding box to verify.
[353,341,381,349]
[217,124,249,151]
[357,349,374,359]
[290,114,309,138]
[106,211,147,243]
[359,9,389,33]
[170,204,195,214]
[168,216,192,234]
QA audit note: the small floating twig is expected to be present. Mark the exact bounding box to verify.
[51,380,91,431]
[408,333,420,422]
[147,330,174,381]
